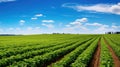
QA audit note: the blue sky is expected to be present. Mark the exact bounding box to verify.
[0,0,120,34]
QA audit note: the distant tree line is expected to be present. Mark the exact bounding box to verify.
[52,33,71,34]
[0,34,23,36]
[105,32,120,34]
[0,34,17,36]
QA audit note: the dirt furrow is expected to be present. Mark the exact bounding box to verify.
[89,39,101,67]
[104,38,120,67]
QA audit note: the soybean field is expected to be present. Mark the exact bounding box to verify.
[0,34,120,67]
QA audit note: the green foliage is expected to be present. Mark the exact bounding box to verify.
[104,35,120,59]
[51,37,97,67]
[100,37,114,67]
[0,34,96,67]
[71,37,100,67]
[0,34,119,67]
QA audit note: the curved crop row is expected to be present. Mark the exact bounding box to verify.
[71,37,100,67]
[0,40,70,59]
[8,38,92,67]
[50,37,97,67]
[0,39,79,67]
[104,34,120,46]
[104,37,120,59]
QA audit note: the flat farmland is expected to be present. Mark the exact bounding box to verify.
[0,34,120,67]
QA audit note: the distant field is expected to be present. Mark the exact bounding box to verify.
[0,34,120,67]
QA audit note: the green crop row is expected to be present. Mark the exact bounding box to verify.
[0,35,84,57]
[0,34,114,67]
[104,37,120,59]
[8,37,92,67]
[100,37,113,67]
[50,37,97,67]
[0,34,81,51]
[0,39,79,67]
[104,34,120,46]
[0,40,70,59]
[71,37,100,67]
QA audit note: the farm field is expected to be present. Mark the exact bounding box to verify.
[0,34,120,67]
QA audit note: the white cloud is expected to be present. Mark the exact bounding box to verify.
[112,25,120,29]
[69,18,87,25]
[35,14,43,17]
[85,22,103,26]
[19,20,25,25]
[42,23,54,28]
[76,18,88,22]
[64,17,120,34]
[85,22,109,31]
[42,20,54,23]
[63,3,120,15]
[0,0,16,3]
[65,18,88,30]
[85,22,120,31]
[85,22,120,33]
[31,14,43,20]
[41,20,55,29]
[70,21,82,25]
[95,25,109,31]
[70,18,87,25]
[31,17,37,20]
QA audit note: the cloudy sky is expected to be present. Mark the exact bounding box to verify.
[0,0,120,34]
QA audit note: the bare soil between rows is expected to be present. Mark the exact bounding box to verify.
[89,39,101,67]
[104,38,120,67]
[44,38,120,67]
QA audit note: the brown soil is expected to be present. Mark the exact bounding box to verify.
[104,38,120,67]
[49,55,65,67]
[89,39,101,67]
[43,53,66,67]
